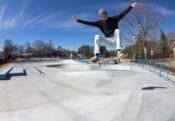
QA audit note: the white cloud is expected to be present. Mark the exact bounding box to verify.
[0,1,173,32]
[57,20,80,28]
[34,13,60,24]
[151,4,175,16]
[0,2,28,30]
[53,13,98,30]
[0,4,63,30]
[98,2,175,16]
[22,16,42,28]
[0,7,5,21]
[114,2,130,9]
[22,14,58,28]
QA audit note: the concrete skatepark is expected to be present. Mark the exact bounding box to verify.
[0,59,175,121]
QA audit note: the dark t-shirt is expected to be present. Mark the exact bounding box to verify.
[77,6,132,37]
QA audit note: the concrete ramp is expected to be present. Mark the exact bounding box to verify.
[46,64,131,71]
[137,91,175,121]
[0,59,175,121]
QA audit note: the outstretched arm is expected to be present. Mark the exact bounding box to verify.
[113,2,138,21]
[72,16,99,27]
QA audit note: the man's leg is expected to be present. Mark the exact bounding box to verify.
[94,35,115,55]
[92,35,113,62]
[91,35,103,62]
[114,29,124,58]
[94,35,102,55]
[115,29,121,50]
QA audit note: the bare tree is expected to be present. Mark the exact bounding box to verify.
[121,0,163,59]
[17,45,25,57]
[33,40,45,56]
[78,45,94,58]
[167,32,175,47]
[160,30,169,58]
[3,39,16,62]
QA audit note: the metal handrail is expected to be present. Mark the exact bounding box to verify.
[133,59,175,84]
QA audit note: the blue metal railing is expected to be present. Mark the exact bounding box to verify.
[134,59,175,84]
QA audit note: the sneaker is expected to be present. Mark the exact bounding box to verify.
[117,51,124,58]
[90,56,99,62]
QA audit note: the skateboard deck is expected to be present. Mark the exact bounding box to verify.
[90,54,127,64]
[98,58,120,64]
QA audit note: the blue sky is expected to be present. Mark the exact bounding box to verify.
[0,0,175,51]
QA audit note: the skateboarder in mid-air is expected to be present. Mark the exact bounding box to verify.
[72,2,138,62]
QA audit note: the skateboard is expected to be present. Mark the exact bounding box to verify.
[90,54,127,64]
[97,58,120,64]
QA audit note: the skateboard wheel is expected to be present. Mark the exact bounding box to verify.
[114,60,118,64]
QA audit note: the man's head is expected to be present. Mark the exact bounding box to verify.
[99,9,108,21]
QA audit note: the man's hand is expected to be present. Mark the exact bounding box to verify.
[72,16,78,22]
[131,2,138,8]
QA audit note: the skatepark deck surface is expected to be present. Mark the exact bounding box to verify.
[0,59,175,121]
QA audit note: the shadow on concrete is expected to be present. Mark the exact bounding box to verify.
[0,69,27,80]
[141,86,167,91]
[10,69,27,77]
[33,67,45,74]
[46,64,62,68]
